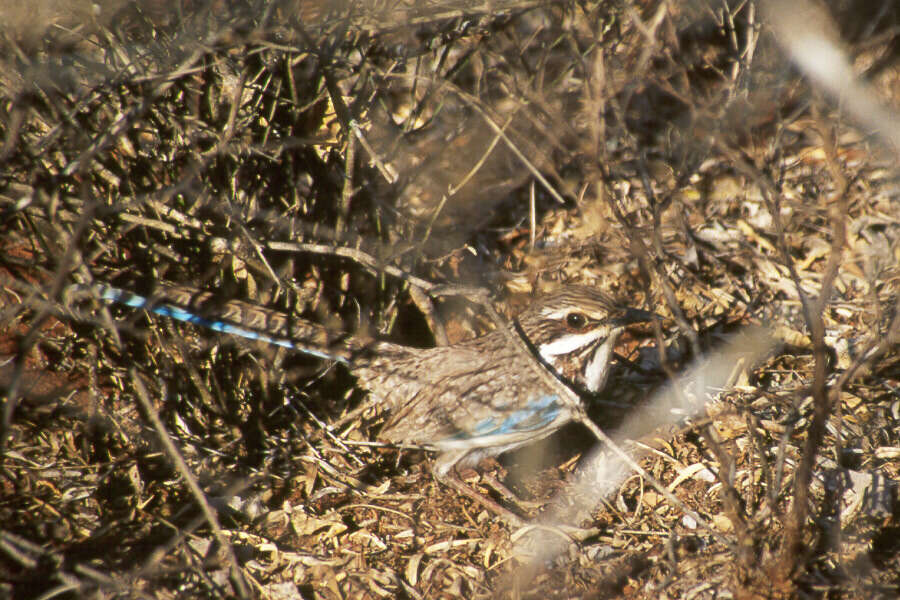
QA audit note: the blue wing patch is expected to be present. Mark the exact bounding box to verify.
[448,395,563,441]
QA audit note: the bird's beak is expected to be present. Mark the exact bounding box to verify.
[613,307,657,327]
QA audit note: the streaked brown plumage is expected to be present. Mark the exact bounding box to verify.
[84,283,648,522]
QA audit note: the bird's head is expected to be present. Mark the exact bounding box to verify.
[516,285,652,393]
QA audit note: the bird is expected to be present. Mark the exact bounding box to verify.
[78,282,651,523]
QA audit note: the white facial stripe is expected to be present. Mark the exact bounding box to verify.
[584,328,623,391]
[538,330,605,359]
[584,340,613,392]
[540,307,571,320]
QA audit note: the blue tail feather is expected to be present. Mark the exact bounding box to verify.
[96,284,346,363]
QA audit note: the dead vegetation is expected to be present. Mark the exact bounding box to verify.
[1,0,899,598]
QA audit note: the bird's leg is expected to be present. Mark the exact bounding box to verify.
[478,471,544,511]
[432,451,525,527]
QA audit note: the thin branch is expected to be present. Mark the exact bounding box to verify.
[131,371,251,599]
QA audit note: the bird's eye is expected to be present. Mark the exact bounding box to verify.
[565,312,588,330]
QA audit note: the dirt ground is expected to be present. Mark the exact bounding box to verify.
[1,1,899,598]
